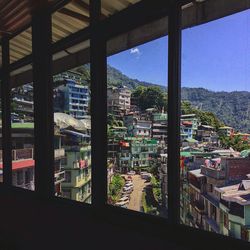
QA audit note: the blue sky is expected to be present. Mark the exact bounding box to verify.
[108,9,249,92]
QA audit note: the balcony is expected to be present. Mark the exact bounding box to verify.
[54,170,65,184]
[54,148,65,159]
[191,200,206,214]
[12,148,33,161]
[204,216,220,233]
[201,165,226,180]
[16,181,35,191]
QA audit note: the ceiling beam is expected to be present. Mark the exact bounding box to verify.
[72,0,107,18]
[58,7,90,22]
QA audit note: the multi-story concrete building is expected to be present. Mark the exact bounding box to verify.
[151,113,168,142]
[196,125,219,144]
[107,86,131,117]
[184,156,250,240]
[218,126,234,137]
[159,153,168,209]
[54,74,90,119]
[124,113,151,137]
[11,83,34,123]
[180,114,198,141]
[217,180,250,241]
[61,140,91,203]
[117,138,158,172]
[0,123,66,194]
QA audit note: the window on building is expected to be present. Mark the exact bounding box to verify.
[107,22,168,218]
[53,60,91,203]
[11,77,34,191]
[65,171,71,183]
[180,7,250,242]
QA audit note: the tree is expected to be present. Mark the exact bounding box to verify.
[181,101,223,130]
[220,135,250,151]
[132,86,166,111]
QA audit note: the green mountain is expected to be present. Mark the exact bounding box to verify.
[107,65,166,91]
[75,64,250,133]
[181,88,250,133]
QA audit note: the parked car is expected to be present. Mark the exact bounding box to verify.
[127,171,136,175]
[123,186,133,193]
[141,172,152,180]
[118,196,129,203]
[121,191,130,198]
[125,180,133,184]
[125,182,133,188]
[115,201,128,207]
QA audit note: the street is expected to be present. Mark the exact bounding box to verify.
[127,174,150,212]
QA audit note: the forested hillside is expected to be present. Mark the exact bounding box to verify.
[75,64,250,133]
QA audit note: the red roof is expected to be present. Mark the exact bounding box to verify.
[0,159,34,170]
[182,121,192,126]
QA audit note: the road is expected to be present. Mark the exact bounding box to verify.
[127,174,149,212]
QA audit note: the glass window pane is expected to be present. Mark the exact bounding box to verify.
[107,22,168,217]
[0,45,2,182]
[53,63,91,203]
[180,7,250,242]
[11,73,34,190]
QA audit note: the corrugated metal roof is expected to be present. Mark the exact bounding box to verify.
[0,0,141,65]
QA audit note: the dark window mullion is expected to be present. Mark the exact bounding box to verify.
[167,2,182,225]
[32,8,54,198]
[1,37,12,187]
[90,0,108,208]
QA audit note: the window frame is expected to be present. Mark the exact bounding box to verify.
[0,1,250,249]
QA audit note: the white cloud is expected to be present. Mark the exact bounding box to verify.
[130,47,141,58]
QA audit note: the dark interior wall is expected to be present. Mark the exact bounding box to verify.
[0,189,188,250]
[1,188,250,250]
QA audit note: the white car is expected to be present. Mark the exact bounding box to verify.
[123,186,133,192]
[118,196,129,203]
[115,202,127,208]
[125,180,133,185]
[125,182,133,188]
[141,173,152,180]
[127,171,136,175]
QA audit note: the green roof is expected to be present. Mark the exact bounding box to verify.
[111,126,127,130]
[184,138,198,143]
[180,152,192,157]
[11,123,34,129]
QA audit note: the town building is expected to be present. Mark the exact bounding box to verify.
[151,113,168,142]
[159,153,168,209]
[196,125,219,144]
[0,123,66,194]
[217,180,250,241]
[11,83,34,123]
[54,74,90,119]
[124,113,151,137]
[218,126,234,137]
[107,86,131,117]
[184,155,250,238]
[60,131,91,203]
[180,114,198,141]
[117,137,158,173]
